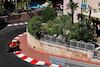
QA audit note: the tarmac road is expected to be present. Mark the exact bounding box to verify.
[0,25,48,67]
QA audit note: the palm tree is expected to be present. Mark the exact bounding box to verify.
[86,5,96,22]
[86,5,96,29]
[17,2,24,10]
[77,13,86,22]
[17,0,31,10]
[66,1,78,24]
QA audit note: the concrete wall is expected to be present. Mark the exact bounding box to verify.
[27,31,94,62]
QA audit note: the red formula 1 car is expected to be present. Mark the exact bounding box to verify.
[7,41,20,52]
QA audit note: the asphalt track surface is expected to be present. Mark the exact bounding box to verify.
[0,25,48,67]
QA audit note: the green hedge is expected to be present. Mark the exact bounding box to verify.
[27,16,43,39]
[60,15,71,23]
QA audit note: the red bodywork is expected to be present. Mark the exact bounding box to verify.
[7,41,20,52]
[8,42,18,49]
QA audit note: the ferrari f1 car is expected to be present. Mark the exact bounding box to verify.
[7,41,20,52]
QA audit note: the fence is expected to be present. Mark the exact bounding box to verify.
[40,34,67,46]
[70,39,95,52]
[40,34,95,52]
[93,51,100,60]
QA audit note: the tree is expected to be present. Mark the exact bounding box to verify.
[46,0,52,6]
[44,18,63,35]
[52,18,63,35]
[27,16,43,39]
[68,21,95,42]
[17,2,24,10]
[60,15,72,31]
[41,7,57,22]
[67,10,95,42]
[60,15,71,23]
[17,0,31,10]
[66,1,78,24]
[87,5,96,22]
[4,0,14,11]
[86,5,96,29]
[77,13,86,22]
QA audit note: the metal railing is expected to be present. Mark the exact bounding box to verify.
[70,39,95,52]
[40,34,95,52]
[40,34,66,46]
[40,34,100,59]
[93,51,100,60]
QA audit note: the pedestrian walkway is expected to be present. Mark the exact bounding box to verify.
[12,32,100,67]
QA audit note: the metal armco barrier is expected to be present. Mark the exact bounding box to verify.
[49,56,100,67]
[50,56,66,66]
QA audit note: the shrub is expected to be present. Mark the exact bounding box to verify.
[2,9,8,15]
[41,7,57,22]
[68,22,95,42]
[60,15,71,23]
[0,9,8,16]
[27,16,43,39]
[44,18,63,35]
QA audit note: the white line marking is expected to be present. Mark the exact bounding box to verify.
[19,23,24,25]
[12,40,17,42]
[36,61,45,65]
[13,51,20,53]
[50,64,59,67]
[14,37,20,39]
[17,53,25,58]
[7,24,12,26]
[14,24,18,26]
[25,22,28,24]
[23,32,27,34]
[18,34,23,36]
[24,57,33,62]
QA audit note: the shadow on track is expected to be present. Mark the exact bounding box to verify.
[0,18,8,30]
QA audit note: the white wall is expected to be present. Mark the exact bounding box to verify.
[63,0,100,23]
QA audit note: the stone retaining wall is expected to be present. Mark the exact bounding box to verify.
[27,31,93,62]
